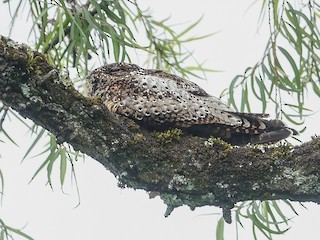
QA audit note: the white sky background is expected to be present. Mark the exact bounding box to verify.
[1,1,320,240]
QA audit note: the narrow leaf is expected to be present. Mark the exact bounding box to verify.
[216,217,224,240]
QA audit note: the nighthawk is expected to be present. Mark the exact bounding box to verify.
[87,63,298,145]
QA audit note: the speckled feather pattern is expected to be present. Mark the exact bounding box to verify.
[87,63,296,145]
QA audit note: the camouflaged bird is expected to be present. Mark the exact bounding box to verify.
[87,63,298,145]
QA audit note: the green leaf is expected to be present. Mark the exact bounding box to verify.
[22,128,46,161]
[0,128,18,147]
[249,207,289,235]
[284,103,312,112]
[264,202,283,232]
[282,112,305,125]
[3,225,33,240]
[111,29,121,62]
[8,109,32,131]
[271,201,291,224]
[216,217,224,240]
[101,3,125,25]
[60,148,67,186]
[0,169,4,202]
[0,218,33,240]
[176,16,203,38]
[278,46,301,89]
[228,75,242,111]
[240,83,251,113]
[282,200,300,215]
[310,79,320,97]
[29,157,51,183]
[180,33,217,43]
[185,66,220,73]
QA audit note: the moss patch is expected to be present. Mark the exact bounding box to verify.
[155,128,182,144]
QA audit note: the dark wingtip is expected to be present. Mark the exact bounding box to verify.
[250,128,294,144]
[288,127,299,135]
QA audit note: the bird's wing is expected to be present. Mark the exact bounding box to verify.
[101,71,242,128]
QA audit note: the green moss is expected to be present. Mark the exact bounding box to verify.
[204,137,233,158]
[271,142,293,160]
[26,48,43,75]
[204,137,232,149]
[155,128,182,144]
[133,133,146,142]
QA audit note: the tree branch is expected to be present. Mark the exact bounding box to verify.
[1,36,320,216]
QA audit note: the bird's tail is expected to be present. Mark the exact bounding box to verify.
[235,113,298,144]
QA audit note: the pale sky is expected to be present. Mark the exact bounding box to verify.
[1,1,320,240]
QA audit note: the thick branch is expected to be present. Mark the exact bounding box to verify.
[1,36,320,214]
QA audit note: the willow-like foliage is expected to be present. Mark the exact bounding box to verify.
[225,0,320,130]
[0,0,319,239]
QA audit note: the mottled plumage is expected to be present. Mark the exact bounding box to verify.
[87,63,297,145]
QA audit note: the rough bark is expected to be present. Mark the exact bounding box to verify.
[1,36,320,218]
